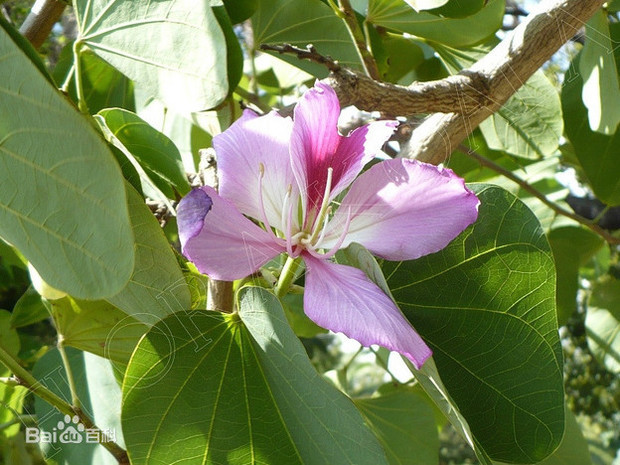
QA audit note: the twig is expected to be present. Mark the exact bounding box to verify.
[260,43,342,73]
[0,342,129,464]
[335,0,381,80]
[19,0,66,50]
[460,145,620,245]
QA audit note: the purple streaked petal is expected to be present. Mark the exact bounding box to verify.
[177,188,213,249]
[290,82,342,215]
[303,254,432,369]
[215,109,296,231]
[178,186,284,280]
[329,120,398,201]
[321,158,479,261]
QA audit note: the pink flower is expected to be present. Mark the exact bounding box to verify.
[177,82,479,369]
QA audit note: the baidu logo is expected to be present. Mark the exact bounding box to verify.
[25,414,116,444]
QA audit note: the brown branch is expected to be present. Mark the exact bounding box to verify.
[460,145,620,245]
[260,44,342,72]
[19,0,66,50]
[407,0,606,164]
[261,44,489,115]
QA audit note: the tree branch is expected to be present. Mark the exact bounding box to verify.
[407,0,606,164]
[261,43,489,115]
[19,0,66,50]
[460,145,620,245]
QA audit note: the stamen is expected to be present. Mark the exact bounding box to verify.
[314,206,352,260]
[257,163,286,247]
[285,188,295,257]
[313,206,332,248]
[307,167,334,245]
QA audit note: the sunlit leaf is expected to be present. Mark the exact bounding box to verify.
[0,25,134,299]
[0,311,27,439]
[74,0,228,112]
[97,109,191,198]
[562,51,620,205]
[402,0,448,11]
[580,11,620,135]
[367,0,504,48]
[586,278,620,374]
[435,40,563,159]
[252,0,363,77]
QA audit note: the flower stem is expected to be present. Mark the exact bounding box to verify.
[275,256,302,298]
[0,341,129,464]
[57,339,81,409]
[73,40,89,114]
[336,0,381,80]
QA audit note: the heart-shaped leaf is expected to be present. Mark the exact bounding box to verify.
[74,0,228,112]
[384,185,564,463]
[122,287,388,465]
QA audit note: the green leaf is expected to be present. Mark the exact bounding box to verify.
[375,34,425,84]
[280,293,328,338]
[32,347,124,465]
[74,0,228,113]
[435,40,563,159]
[528,407,592,465]
[562,51,620,205]
[586,278,620,374]
[428,0,485,18]
[406,357,493,465]
[252,0,364,77]
[403,0,448,11]
[0,25,134,299]
[9,286,49,329]
[0,310,27,439]
[549,226,605,326]
[106,184,191,324]
[0,14,55,86]
[580,11,620,135]
[367,0,504,48]
[97,109,191,197]
[122,287,388,465]
[355,386,439,465]
[384,185,564,463]
[223,0,258,24]
[54,45,135,113]
[211,2,244,94]
[51,297,147,365]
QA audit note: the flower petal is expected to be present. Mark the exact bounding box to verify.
[329,120,398,200]
[291,82,397,222]
[215,109,296,230]
[177,187,284,280]
[321,158,479,260]
[303,254,432,369]
[290,82,342,214]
